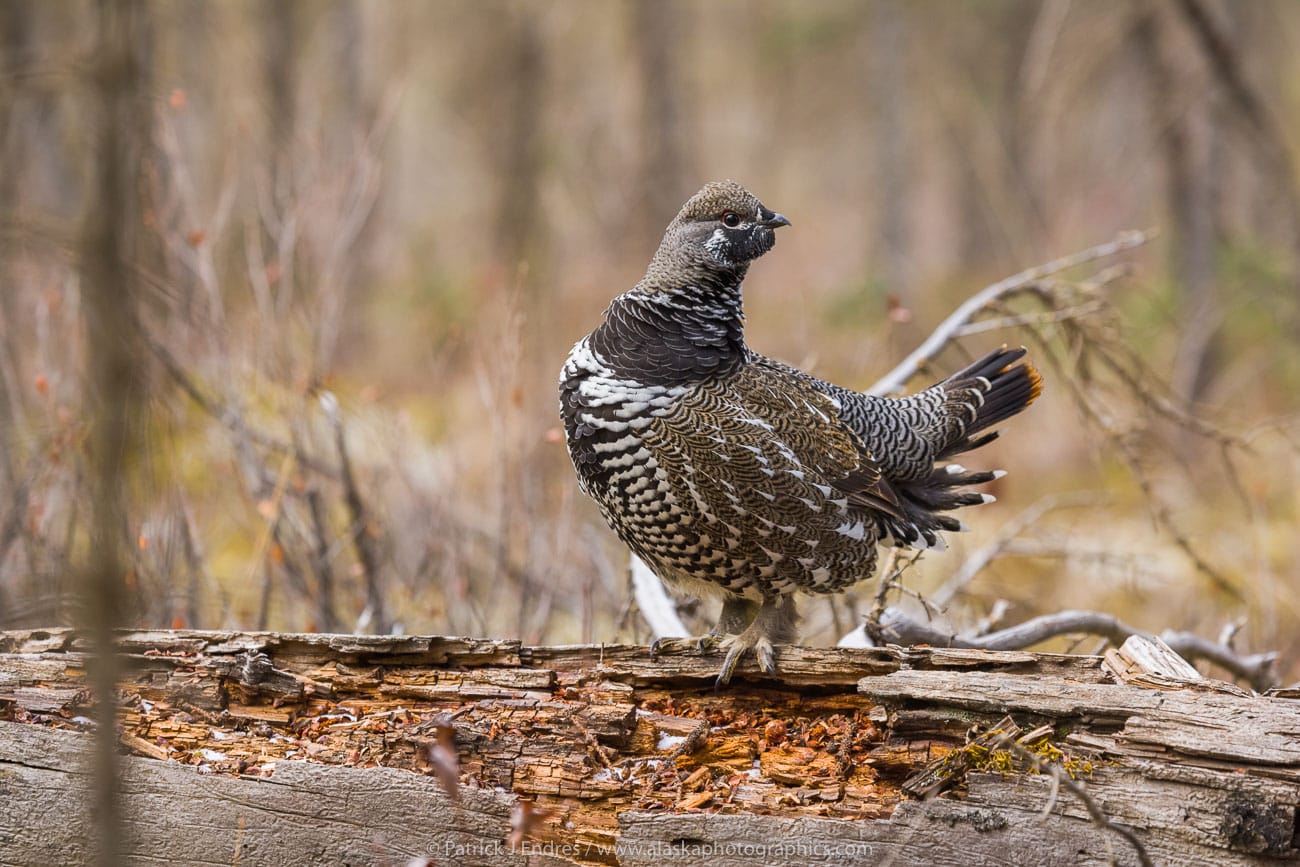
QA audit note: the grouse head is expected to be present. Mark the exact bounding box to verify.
[640,180,791,289]
[590,181,788,384]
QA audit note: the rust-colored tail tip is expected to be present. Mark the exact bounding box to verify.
[994,348,1043,406]
[1022,360,1044,404]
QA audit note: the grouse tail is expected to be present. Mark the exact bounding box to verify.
[879,345,1042,550]
[938,345,1043,459]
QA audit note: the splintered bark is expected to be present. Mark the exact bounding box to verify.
[0,629,1297,866]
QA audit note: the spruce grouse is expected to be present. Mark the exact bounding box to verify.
[559,180,1042,685]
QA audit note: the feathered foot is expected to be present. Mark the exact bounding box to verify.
[715,596,798,688]
[649,596,760,660]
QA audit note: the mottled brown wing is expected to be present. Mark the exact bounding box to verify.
[641,362,889,595]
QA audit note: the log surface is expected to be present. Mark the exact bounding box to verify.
[0,628,1298,866]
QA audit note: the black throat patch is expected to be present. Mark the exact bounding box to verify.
[589,282,747,387]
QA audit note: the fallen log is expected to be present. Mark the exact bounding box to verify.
[0,628,1297,866]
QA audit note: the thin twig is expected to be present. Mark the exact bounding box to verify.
[176,495,208,629]
[952,299,1106,336]
[304,483,340,633]
[247,450,296,631]
[994,731,1155,867]
[1091,340,1242,448]
[1033,335,1244,600]
[933,491,1104,607]
[141,326,338,480]
[866,548,904,631]
[0,457,32,575]
[320,391,390,634]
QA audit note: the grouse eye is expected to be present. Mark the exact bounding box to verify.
[720,211,742,228]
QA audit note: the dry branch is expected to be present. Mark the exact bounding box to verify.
[860,606,1279,692]
[930,491,1103,608]
[320,391,389,634]
[630,554,690,639]
[142,328,339,480]
[865,230,1152,396]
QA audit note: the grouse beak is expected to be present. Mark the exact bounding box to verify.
[761,211,792,229]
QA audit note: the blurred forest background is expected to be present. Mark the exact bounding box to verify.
[1,0,1298,684]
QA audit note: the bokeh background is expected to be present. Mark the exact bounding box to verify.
[2,1,1298,683]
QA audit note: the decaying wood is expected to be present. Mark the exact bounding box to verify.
[1,628,1298,866]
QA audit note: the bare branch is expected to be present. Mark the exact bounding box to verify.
[866,230,1153,396]
[1033,335,1245,600]
[320,391,390,634]
[176,496,209,630]
[304,484,340,634]
[0,457,32,576]
[246,451,296,631]
[630,553,689,639]
[863,606,1278,691]
[141,327,338,480]
[932,491,1104,607]
[1160,629,1278,691]
[868,607,1131,650]
[1089,339,1242,447]
[952,299,1106,337]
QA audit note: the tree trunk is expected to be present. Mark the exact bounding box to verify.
[78,1,156,862]
[1,628,1298,866]
[630,0,691,256]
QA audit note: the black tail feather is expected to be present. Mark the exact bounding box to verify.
[951,346,1042,433]
[949,344,1030,382]
[943,345,1042,445]
[883,345,1042,550]
[879,463,1004,549]
[939,429,998,460]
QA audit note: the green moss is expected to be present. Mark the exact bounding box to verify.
[958,729,1096,781]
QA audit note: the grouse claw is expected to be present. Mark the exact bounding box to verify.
[714,634,778,689]
[650,634,722,662]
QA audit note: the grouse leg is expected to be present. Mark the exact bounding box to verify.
[692,596,761,653]
[713,595,760,642]
[715,595,799,688]
[649,595,761,660]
